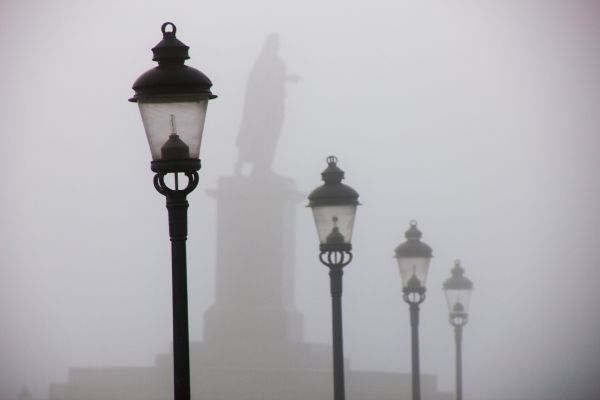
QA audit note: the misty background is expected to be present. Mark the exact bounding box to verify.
[1,1,599,399]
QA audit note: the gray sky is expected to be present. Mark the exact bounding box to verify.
[1,1,599,399]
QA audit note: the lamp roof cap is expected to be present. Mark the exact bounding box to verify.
[307,156,360,207]
[394,220,433,258]
[443,260,474,290]
[130,22,216,102]
[152,22,190,63]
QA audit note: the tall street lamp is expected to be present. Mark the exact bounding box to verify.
[129,22,216,400]
[443,260,473,400]
[395,221,433,400]
[308,156,360,400]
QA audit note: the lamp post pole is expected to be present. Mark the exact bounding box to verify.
[443,261,473,400]
[320,249,353,400]
[453,320,464,400]
[404,278,425,400]
[308,156,360,400]
[130,22,216,400]
[394,221,433,400]
[155,173,199,400]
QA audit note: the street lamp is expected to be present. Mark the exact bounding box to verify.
[308,156,360,400]
[443,260,473,400]
[395,220,433,400]
[129,22,216,400]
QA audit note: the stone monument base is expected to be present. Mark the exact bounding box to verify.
[50,340,453,400]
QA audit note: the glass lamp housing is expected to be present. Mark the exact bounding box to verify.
[443,260,473,314]
[308,156,360,250]
[311,204,357,245]
[394,221,433,289]
[445,289,471,315]
[397,256,432,289]
[138,98,208,161]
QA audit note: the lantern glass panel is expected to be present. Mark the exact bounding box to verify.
[445,288,472,314]
[311,204,357,245]
[138,99,208,161]
[396,256,431,289]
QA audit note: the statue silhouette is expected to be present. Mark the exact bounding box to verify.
[235,34,299,175]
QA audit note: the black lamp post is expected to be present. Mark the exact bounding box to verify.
[395,221,433,400]
[443,260,473,400]
[130,22,216,400]
[308,156,360,400]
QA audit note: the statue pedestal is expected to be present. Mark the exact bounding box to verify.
[203,173,305,345]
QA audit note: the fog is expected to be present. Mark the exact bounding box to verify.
[1,1,600,399]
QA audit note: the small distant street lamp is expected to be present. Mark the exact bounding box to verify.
[395,221,433,400]
[308,156,360,400]
[130,22,216,400]
[443,260,473,400]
